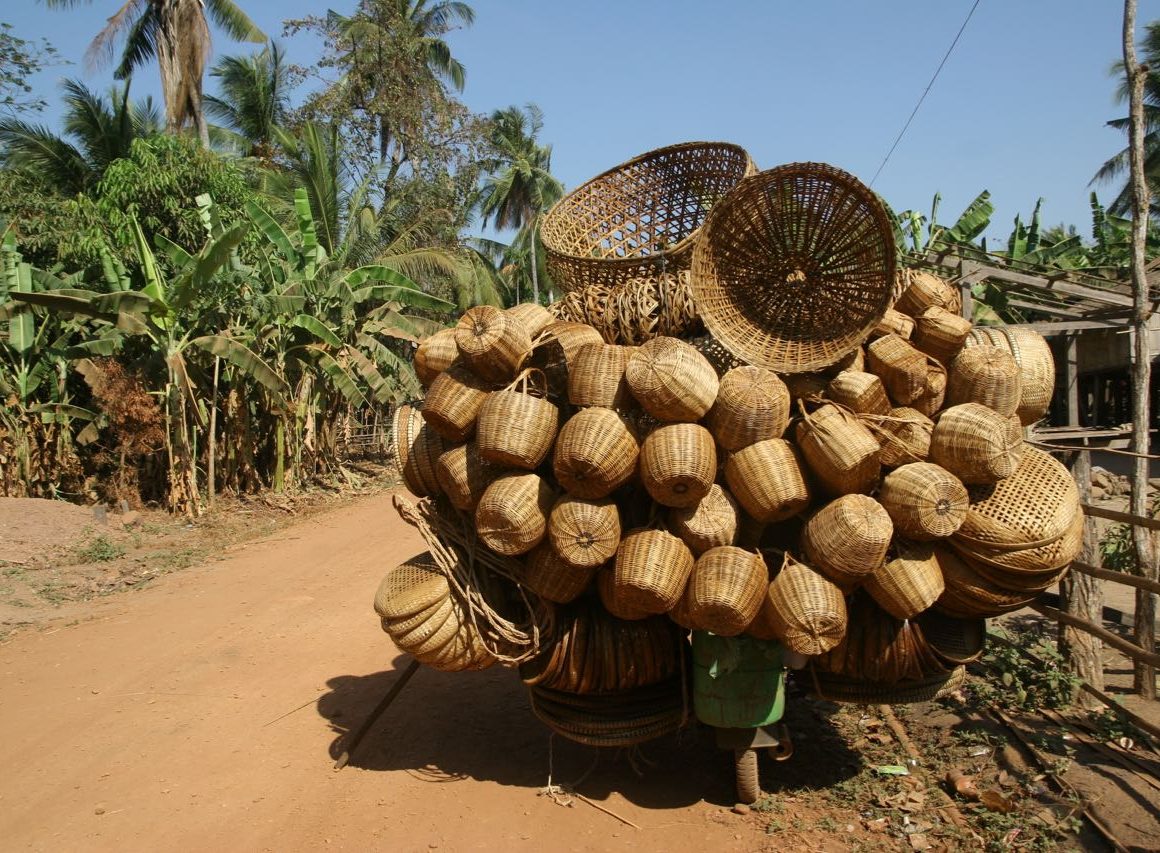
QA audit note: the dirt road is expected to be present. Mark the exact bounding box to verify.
[0,490,768,852]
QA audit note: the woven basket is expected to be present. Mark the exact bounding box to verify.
[685,546,768,637]
[872,309,916,340]
[933,546,1038,617]
[864,407,933,468]
[765,554,848,656]
[801,494,893,591]
[929,403,1024,485]
[614,528,696,615]
[742,589,782,641]
[723,438,811,523]
[625,336,719,422]
[522,542,598,604]
[553,407,639,499]
[878,462,968,541]
[692,162,896,373]
[814,594,948,685]
[541,141,755,292]
[422,366,493,442]
[414,328,459,387]
[474,472,555,556]
[894,268,962,317]
[505,302,554,338]
[805,666,966,706]
[374,553,449,621]
[689,333,748,376]
[867,334,934,406]
[910,361,948,417]
[827,370,892,416]
[947,346,1022,418]
[640,423,717,508]
[393,404,447,497]
[915,610,985,666]
[548,495,621,569]
[597,566,651,621]
[568,343,634,410]
[705,365,790,451]
[668,483,740,554]
[476,369,559,469]
[913,307,972,365]
[837,347,866,373]
[454,305,533,383]
[865,541,945,620]
[962,509,1084,589]
[965,326,1055,425]
[795,403,881,496]
[529,321,605,401]
[551,271,703,345]
[528,677,688,747]
[435,441,503,512]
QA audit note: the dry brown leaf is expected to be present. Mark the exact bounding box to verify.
[945,769,979,801]
[979,789,1015,813]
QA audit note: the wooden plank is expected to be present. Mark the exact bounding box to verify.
[1025,320,1127,335]
[1080,503,1160,531]
[1067,333,1080,428]
[969,263,1134,307]
[1030,600,1160,668]
[1071,561,1160,596]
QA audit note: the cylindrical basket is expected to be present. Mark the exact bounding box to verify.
[505,302,555,338]
[827,370,892,416]
[422,366,493,442]
[614,528,696,615]
[765,554,848,656]
[435,441,503,511]
[947,346,1022,418]
[894,269,962,317]
[640,423,717,508]
[668,483,740,554]
[413,328,459,386]
[864,540,946,620]
[965,326,1055,426]
[878,462,968,541]
[521,542,598,604]
[553,407,640,499]
[568,343,634,410]
[867,334,933,406]
[723,438,811,523]
[912,307,972,365]
[547,495,622,569]
[865,407,933,468]
[704,365,790,450]
[685,546,768,637]
[800,494,894,591]
[474,472,555,556]
[795,403,881,496]
[872,309,916,340]
[454,305,533,383]
[929,403,1024,485]
[625,336,719,422]
[476,369,559,469]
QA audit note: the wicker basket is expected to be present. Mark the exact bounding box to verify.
[878,462,968,541]
[723,438,812,523]
[614,528,696,615]
[551,271,703,345]
[597,566,651,621]
[765,554,848,656]
[911,361,948,417]
[805,665,966,705]
[947,346,1022,418]
[933,546,1039,617]
[435,441,503,512]
[868,334,934,406]
[529,321,605,401]
[522,542,598,604]
[692,162,896,373]
[474,472,555,556]
[929,403,1024,485]
[872,309,916,340]
[528,677,688,747]
[913,307,972,365]
[422,366,494,442]
[668,483,740,554]
[553,407,639,499]
[685,546,768,637]
[541,141,755,292]
[476,369,559,469]
[413,328,459,387]
[814,593,948,685]
[801,495,893,591]
[568,343,634,410]
[705,365,790,451]
[393,404,447,497]
[374,553,449,621]
[640,423,717,508]
[454,305,533,383]
[894,268,962,317]
[865,407,933,468]
[795,403,881,496]
[548,495,621,569]
[827,370,891,416]
[625,336,719,422]
[915,610,985,666]
[505,302,554,338]
[965,326,1055,426]
[865,541,945,619]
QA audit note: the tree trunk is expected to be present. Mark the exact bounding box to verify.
[530,219,540,305]
[155,0,211,145]
[1123,0,1157,699]
[1060,450,1105,708]
[207,356,219,506]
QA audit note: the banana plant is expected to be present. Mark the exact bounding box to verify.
[897,191,994,259]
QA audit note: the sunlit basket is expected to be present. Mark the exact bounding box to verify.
[691,162,896,373]
[542,141,756,292]
[965,326,1055,426]
[795,403,881,496]
[551,272,703,344]
[413,328,458,386]
[878,462,968,541]
[894,268,962,317]
[765,553,848,656]
[422,366,494,442]
[801,494,893,591]
[723,438,811,523]
[911,360,948,417]
[827,370,891,416]
[505,302,555,338]
[625,336,719,422]
[476,369,559,469]
[947,346,1022,418]
[474,472,555,556]
[705,365,791,450]
[435,441,503,511]
[640,423,717,508]
[868,334,941,406]
[454,305,532,383]
[933,546,1039,617]
[961,509,1084,588]
[553,407,639,499]
[393,404,447,497]
[864,540,945,619]
[912,307,972,365]
[668,483,740,554]
[568,343,634,410]
[929,403,1024,485]
[374,552,449,622]
[863,406,933,468]
[521,541,598,604]
[614,528,696,615]
[872,309,915,340]
[685,546,768,637]
[547,495,621,569]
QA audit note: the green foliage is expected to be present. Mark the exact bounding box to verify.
[75,533,125,563]
[0,169,109,270]
[0,23,60,115]
[977,627,1079,711]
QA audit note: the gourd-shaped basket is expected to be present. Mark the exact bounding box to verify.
[541,141,756,292]
[765,553,848,656]
[864,540,945,620]
[692,162,896,373]
[521,542,598,604]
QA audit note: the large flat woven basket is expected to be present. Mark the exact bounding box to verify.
[541,141,756,292]
[691,162,896,373]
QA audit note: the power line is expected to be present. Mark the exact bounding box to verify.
[869,0,983,188]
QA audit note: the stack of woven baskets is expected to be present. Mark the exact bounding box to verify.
[375,143,1081,732]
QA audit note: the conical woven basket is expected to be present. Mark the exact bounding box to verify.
[548,495,621,569]
[704,365,790,451]
[625,336,719,422]
[454,305,533,383]
[568,343,634,410]
[668,483,740,554]
[872,309,915,340]
[965,326,1055,425]
[505,302,555,338]
[521,542,598,604]
[691,162,896,373]
[930,403,1024,485]
[422,366,494,442]
[932,546,1038,617]
[801,494,893,591]
[640,423,717,508]
[878,462,968,541]
[864,407,933,468]
[947,346,1022,418]
[614,528,696,615]
[827,370,891,416]
[474,472,555,556]
[435,441,503,512]
[894,268,962,317]
[476,369,559,469]
[723,438,811,523]
[414,328,459,387]
[795,403,881,496]
[685,546,768,637]
[765,554,848,656]
[868,334,932,406]
[865,541,945,620]
[553,407,639,499]
[393,404,447,497]
[912,307,972,365]
[814,593,948,685]
[541,141,756,292]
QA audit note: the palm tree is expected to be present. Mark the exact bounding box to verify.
[204,42,289,161]
[476,104,563,304]
[0,78,161,195]
[39,0,264,146]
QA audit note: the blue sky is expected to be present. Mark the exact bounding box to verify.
[5,0,1160,245]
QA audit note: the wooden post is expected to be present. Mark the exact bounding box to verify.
[1123,0,1157,698]
[1060,449,1106,708]
[1066,333,1081,427]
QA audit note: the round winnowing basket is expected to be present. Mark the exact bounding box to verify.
[691,162,896,373]
[541,141,756,292]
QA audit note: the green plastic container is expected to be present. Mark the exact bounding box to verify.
[692,631,786,728]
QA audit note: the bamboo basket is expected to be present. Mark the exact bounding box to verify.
[547,495,621,569]
[801,494,893,591]
[910,361,948,417]
[505,302,554,338]
[705,365,790,450]
[878,462,968,540]
[827,370,891,416]
[912,307,972,365]
[640,423,717,508]
[414,328,459,386]
[541,141,755,292]
[947,346,1022,418]
[393,404,447,497]
[474,472,555,556]
[692,163,896,373]
[864,541,945,620]
[668,483,740,554]
[865,407,933,468]
[965,326,1055,425]
[795,403,881,496]
[435,441,503,512]
[568,343,634,410]
[521,542,598,604]
[614,528,696,615]
[454,305,533,383]
[894,269,962,317]
[915,610,985,667]
[552,272,702,344]
[553,407,639,499]
[815,593,949,685]
[765,554,848,656]
[625,336,719,422]
[929,403,1024,485]
[742,589,782,642]
[597,566,651,620]
[872,309,915,340]
[529,322,605,400]
[867,334,931,405]
[476,369,559,469]
[374,553,450,621]
[422,366,493,442]
[933,546,1039,617]
[685,546,768,637]
[723,438,811,523]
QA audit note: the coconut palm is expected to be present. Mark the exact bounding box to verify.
[39,0,264,146]
[204,42,289,161]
